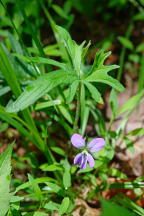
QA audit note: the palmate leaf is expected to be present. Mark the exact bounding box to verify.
[86,65,124,92]
[6,70,77,113]
[86,50,125,92]
[0,143,13,216]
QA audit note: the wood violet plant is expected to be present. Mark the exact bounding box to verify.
[1,2,144,214]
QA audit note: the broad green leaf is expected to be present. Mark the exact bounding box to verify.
[63,170,71,189]
[86,67,124,92]
[6,70,76,112]
[118,36,134,50]
[0,143,13,216]
[118,89,144,115]
[59,197,70,215]
[44,201,60,211]
[101,199,137,216]
[84,81,103,104]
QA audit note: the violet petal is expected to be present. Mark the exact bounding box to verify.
[74,153,83,165]
[87,153,95,168]
[88,138,105,153]
[71,133,85,148]
[80,154,87,169]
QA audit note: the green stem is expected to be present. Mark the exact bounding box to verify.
[117,23,134,81]
[73,85,81,133]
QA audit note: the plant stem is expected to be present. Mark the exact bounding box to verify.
[73,84,81,133]
[117,23,134,81]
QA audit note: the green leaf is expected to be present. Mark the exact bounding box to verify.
[6,70,76,112]
[14,177,57,194]
[44,201,60,211]
[136,42,144,53]
[84,81,104,104]
[28,174,43,201]
[58,104,73,124]
[118,89,144,115]
[55,25,88,75]
[35,99,62,110]
[91,51,112,72]
[109,89,118,119]
[59,197,70,215]
[52,4,69,20]
[45,182,62,193]
[101,199,137,216]
[114,195,144,216]
[63,170,71,189]
[66,80,79,103]
[0,143,14,216]
[86,66,124,92]
[51,147,65,156]
[133,13,144,21]
[118,36,134,50]
[128,128,144,136]
[13,54,67,70]
[108,168,127,179]
[40,163,62,172]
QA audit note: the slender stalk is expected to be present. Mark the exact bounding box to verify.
[117,23,134,81]
[73,84,81,133]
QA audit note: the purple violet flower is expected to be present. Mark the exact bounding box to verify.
[71,133,105,169]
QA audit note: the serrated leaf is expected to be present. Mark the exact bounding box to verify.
[6,70,76,112]
[0,143,14,216]
[118,36,134,50]
[84,81,103,104]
